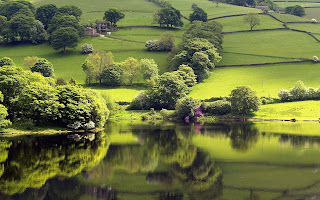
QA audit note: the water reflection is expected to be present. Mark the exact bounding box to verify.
[1,122,320,199]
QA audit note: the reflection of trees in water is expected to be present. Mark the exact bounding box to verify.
[230,123,259,152]
[279,135,320,149]
[0,132,109,196]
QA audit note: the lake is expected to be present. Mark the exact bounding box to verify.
[1,120,320,200]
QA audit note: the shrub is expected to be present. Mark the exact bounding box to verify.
[200,102,209,113]
[128,92,150,110]
[31,58,54,77]
[160,108,171,119]
[145,32,175,51]
[192,3,198,8]
[278,89,291,102]
[289,80,308,101]
[56,77,67,85]
[145,40,160,51]
[175,97,199,119]
[312,18,317,23]
[313,56,319,62]
[81,43,94,54]
[207,100,231,115]
[0,57,14,67]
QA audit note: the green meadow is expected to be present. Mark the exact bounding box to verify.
[30,0,160,26]
[270,13,309,22]
[189,62,320,99]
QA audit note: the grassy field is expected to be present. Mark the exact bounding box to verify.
[270,13,309,22]
[215,14,283,32]
[189,62,320,99]
[275,2,320,8]
[253,100,320,120]
[30,0,161,26]
[305,8,320,20]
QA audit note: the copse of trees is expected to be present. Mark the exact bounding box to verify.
[35,4,57,29]
[82,51,160,86]
[278,80,320,102]
[285,5,305,17]
[154,7,183,27]
[0,57,110,129]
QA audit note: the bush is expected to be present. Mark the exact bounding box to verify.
[81,43,94,54]
[175,97,199,120]
[313,56,319,63]
[145,32,175,51]
[128,92,150,110]
[0,57,14,67]
[278,89,291,102]
[145,40,160,51]
[31,58,54,77]
[56,77,67,85]
[289,80,308,101]
[160,108,171,119]
[207,100,231,115]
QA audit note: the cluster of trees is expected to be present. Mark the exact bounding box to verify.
[147,0,172,7]
[0,57,110,129]
[227,0,274,9]
[145,32,175,51]
[0,1,83,53]
[278,80,320,102]
[189,7,207,22]
[285,5,305,17]
[82,51,159,85]
[129,64,197,110]
[153,7,183,27]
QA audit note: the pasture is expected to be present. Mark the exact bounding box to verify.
[270,13,309,22]
[29,0,160,26]
[215,14,283,32]
[189,62,320,99]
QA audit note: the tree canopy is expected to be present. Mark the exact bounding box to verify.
[35,4,58,29]
[189,7,207,22]
[51,27,79,54]
[103,8,125,26]
[230,86,261,116]
[243,13,260,30]
[154,7,183,27]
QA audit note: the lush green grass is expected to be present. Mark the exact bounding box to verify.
[30,0,161,26]
[168,0,259,18]
[221,30,320,62]
[87,86,145,102]
[275,2,320,8]
[189,62,320,99]
[305,8,320,20]
[270,13,309,22]
[253,101,320,120]
[215,14,284,32]
[288,23,320,34]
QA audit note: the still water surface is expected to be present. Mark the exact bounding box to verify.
[1,121,320,200]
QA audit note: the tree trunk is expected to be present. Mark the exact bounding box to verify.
[64,46,66,54]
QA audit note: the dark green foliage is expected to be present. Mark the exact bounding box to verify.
[57,5,82,21]
[173,65,197,87]
[51,27,79,53]
[128,92,150,110]
[31,58,54,77]
[230,86,261,115]
[183,21,223,52]
[285,5,305,17]
[48,15,83,36]
[56,77,67,85]
[171,38,221,82]
[0,2,26,20]
[140,58,158,80]
[35,4,57,29]
[0,91,10,128]
[175,97,199,119]
[155,7,183,27]
[8,14,35,41]
[0,57,14,67]
[15,1,36,14]
[103,8,125,26]
[147,0,172,7]
[101,64,123,86]
[147,72,190,109]
[189,7,207,22]
[12,6,34,18]
[0,15,7,34]
[29,20,47,44]
[207,100,231,115]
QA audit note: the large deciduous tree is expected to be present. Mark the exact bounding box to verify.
[103,8,125,26]
[51,27,79,54]
[8,14,35,41]
[243,13,260,30]
[230,86,261,116]
[35,4,57,29]
[189,7,207,22]
[121,57,140,85]
[48,14,83,36]
[57,5,82,20]
[154,7,183,27]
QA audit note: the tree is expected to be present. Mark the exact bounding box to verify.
[155,7,183,27]
[183,20,223,52]
[0,15,8,34]
[243,13,260,30]
[171,38,221,82]
[0,92,10,128]
[230,86,261,116]
[121,57,140,85]
[29,20,47,44]
[51,27,79,54]
[175,97,199,120]
[57,5,82,20]
[48,15,83,36]
[35,4,57,29]
[0,57,15,67]
[140,59,158,80]
[0,2,26,20]
[189,7,207,22]
[285,5,305,17]
[101,64,123,86]
[23,56,39,68]
[158,32,175,51]
[30,58,54,77]
[147,72,190,109]
[8,14,35,41]
[103,8,125,26]
[173,64,197,87]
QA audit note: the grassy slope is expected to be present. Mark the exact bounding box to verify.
[30,0,160,26]
[215,14,284,32]
[189,62,320,99]
[270,13,309,22]
[253,100,320,120]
